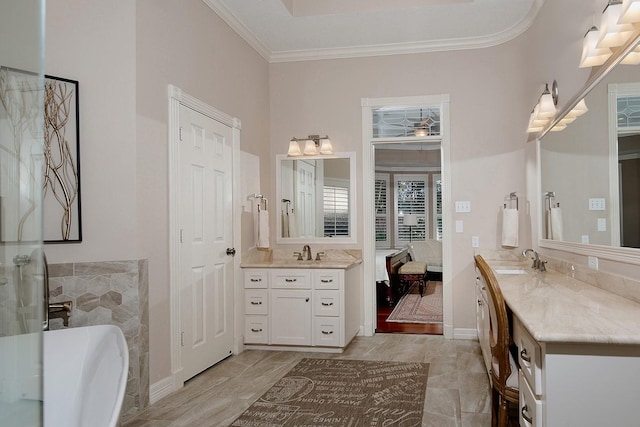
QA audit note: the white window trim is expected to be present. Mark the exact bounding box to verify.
[393,173,429,247]
[375,173,390,248]
[433,174,442,241]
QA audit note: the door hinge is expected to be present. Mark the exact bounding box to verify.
[181,331,184,347]
[179,126,183,141]
[180,229,184,243]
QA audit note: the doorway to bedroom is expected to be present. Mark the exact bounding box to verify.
[374,142,444,334]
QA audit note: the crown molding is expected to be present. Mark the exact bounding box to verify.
[205,0,544,63]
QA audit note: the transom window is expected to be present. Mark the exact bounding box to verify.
[372,106,441,138]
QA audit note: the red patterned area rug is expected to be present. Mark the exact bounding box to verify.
[231,358,429,427]
[386,281,443,324]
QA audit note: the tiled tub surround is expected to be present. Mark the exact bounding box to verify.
[48,259,149,421]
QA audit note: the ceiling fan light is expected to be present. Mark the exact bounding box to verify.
[619,0,640,23]
[597,2,636,48]
[580,27,613,68]
[414,128,428,137]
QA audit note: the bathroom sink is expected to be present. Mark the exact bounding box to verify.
[45,325,129,427]
[494,268,528,275]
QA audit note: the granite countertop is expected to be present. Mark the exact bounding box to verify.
[483,258,640,345]
[241,248,362,269]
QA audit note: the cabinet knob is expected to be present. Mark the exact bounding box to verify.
[520,348,531,363]
[305,297,309,302]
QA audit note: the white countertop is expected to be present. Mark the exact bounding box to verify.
[484,258,640,345]
[241,248,362,269]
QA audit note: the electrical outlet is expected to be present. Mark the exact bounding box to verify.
[589,198,606,211]
[588,256,599,270]
[581,235,590,244]
[471,236,479,248]
[597,218,607,231]
[455,201,471,213]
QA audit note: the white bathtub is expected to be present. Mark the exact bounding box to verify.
[44,325,129,427]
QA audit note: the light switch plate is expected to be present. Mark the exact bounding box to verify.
[581,235,590,244]
[455,201,471,213]
[471,236,479,248]
[588,256,599,270]
[455,220,463,233]
[589,198,606,211]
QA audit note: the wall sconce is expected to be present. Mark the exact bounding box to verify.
[619,0,640,23]
[598,0,636,48]
[527,81,558,133]
[580,26,613,67]
[288,134,333,156]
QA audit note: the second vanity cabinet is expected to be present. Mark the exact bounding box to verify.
[243,267,359,351]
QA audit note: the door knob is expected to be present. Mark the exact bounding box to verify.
[226,248,236,256]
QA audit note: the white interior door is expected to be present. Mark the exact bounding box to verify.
[295,160,316,237]
[179,104,234,381]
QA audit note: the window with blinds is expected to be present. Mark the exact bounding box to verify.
[375,174,390,247]
[323,185,349,236]
[395,175,428,246]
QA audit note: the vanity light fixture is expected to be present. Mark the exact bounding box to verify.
[566,99,589,119]
[288,135,333,156]
[579,26,613,67]
[597,0,636,48]
[619,0,640,23]
[527,82,558,133]
[621,44,640,64]
[527,105,549,133]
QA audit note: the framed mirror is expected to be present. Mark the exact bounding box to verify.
[539,34,640,263]
[276,152,356,244]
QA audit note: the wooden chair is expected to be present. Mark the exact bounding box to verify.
[474,255,519,427]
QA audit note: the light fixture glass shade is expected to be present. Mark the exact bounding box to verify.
[527,105,548,133]
[558,116,577,125]
[403,213,418,226]
[287,139,302,156]
[303,139,318,155]
[414,128,428,137]
[319,138,333,154]
[597,2,636,48]
[619,0,640,24]
[536,92,556,119]
[580,27,613,67]
[549,123,567,132]
[567,99,589,118]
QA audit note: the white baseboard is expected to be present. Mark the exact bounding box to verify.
[453,327,478,340]
[149,376,175,404]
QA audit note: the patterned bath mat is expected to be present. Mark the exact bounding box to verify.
[231,358,430,426]
[386,281,443,324]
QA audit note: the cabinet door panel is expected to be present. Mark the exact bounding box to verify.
[271,289,312,345]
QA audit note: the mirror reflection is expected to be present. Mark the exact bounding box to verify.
[278,155,352,240]
[540,50,640,249]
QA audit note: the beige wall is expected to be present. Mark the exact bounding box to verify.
[43,0,640,389]
[135,0,270,382]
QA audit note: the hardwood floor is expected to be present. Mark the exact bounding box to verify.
[375,281,443,335]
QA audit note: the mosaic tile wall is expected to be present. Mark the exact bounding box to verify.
[48,259,149,421]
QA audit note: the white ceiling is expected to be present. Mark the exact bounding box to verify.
[204,0,543,62]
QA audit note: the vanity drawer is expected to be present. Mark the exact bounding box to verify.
[244,270,268,289]
[313,317,342,347]
[314,290,340,316]
[244,289,268,315]
[519,371,543,427]
[514,318,543,395]
[313,270,341,290]
[271,271,311,289]
[244,316,268,344]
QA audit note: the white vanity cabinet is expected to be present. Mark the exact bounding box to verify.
[242,267,359,351]
[475,268,491,376]
[514,315,640,427]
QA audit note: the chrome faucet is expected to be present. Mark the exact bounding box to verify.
[522,248,546,272]
[302,244,312,261]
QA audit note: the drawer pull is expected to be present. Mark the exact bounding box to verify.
[251,328,263,333]
[520,348,531,363]
[305,298,310,302]
[250,278,262,282]
[321,330,334,335]
[521,405,533,424]
[285,278,297,283]
[250,301,262,305]
[321,279,333,283]
[321,302,334,306]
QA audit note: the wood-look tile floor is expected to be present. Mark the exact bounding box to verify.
[123,334,491,427]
